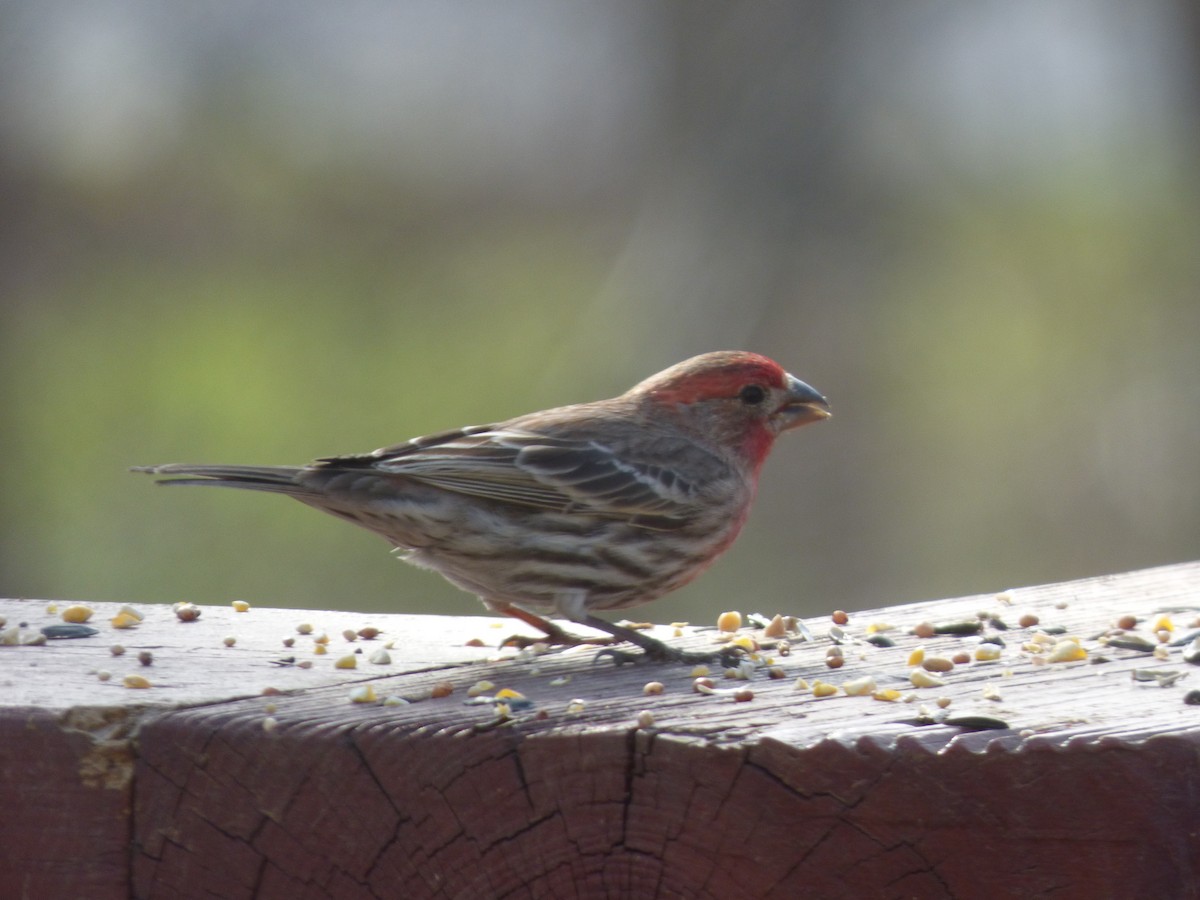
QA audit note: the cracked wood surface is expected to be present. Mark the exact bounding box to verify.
[3,560,1200,898]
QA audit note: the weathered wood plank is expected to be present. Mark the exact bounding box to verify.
[3,561,1200,898]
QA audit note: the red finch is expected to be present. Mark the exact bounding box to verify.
[135,351,829,662]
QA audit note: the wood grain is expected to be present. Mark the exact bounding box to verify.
[3,561,1200,898]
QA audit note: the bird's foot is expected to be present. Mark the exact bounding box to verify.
[499,622,616,652]
[590,648,739,672]
[590,634,747,668]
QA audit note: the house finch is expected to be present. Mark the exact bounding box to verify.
[135,351,830,662]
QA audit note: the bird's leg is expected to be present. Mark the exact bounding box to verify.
[496,604,616,651]
[577,615,744,667]
[545,591,742,665]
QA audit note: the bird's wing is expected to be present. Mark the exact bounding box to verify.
[317,427,705,528]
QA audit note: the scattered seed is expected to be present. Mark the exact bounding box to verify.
[910,668,945,688]
[995,591,1014,606]
[865,634,895,648]
[974,643,1003,662]
[1132,669,1185,688]
[692,677,716,694]
[342,629,358,642]
[1047,639,1087,663]
[41,624,99,640]
[1182,638,1200,665]
[981,683,1003,701]
[733,688,754,702]
[334,654,357,670]
[872,689,901,702]
[1107,634,1156,652]
[296,623,314,635]
[313,644,327,655]
[223,636,236,648]
[109,611,141,629]
[811,680,838,698]
[173,602,201,622]
[349,685,377,704]
[643,681,665,696]
[431,681,454,698]
[358,626,381,640]
[297,660,313,669]
[767,666,787,680]
[123,674,151,689]
[793,677,810,692]
[913,622,936,639]
[1116,615,1138,631]
[262,716,279,732]
[1185,690,1200,706]
[231,600,251,612]
[1018,613,1039,628]
[922,656,955,673]
[138,651,153,666]
[717,610,742,633]
[842,675,877,696]
[637,710,656,728]
[96,670,111,682]
[907,647,926,667]
[382,695,409,707]
[61,604,94,624]
[467,680,495,698]
[549,675,571,686]
[762,614,787,639]
[368,648,391,665]
[946,715,1008,730]
[465,637,485,647]
[282,637,295,648]
[566,698,587,714]
[935,696,952,709]
[831,610,849,626]
[935,620,983,636]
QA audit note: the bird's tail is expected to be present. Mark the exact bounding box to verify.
[131,463,310,496]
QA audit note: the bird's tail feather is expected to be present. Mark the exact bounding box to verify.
[131,464,308,495]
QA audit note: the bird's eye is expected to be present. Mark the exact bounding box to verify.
[739,384,766,405]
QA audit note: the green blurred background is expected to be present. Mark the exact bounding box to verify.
[2,2,1197,624]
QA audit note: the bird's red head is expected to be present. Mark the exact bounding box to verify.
[631,351,830,472]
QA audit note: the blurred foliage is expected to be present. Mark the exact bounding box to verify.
[2,2,1198,627]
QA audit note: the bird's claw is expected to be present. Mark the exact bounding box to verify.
[499,629,615,652]
[592,647,641,667]
[590,641,748,667]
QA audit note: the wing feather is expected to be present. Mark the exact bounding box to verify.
[317,427,710,527]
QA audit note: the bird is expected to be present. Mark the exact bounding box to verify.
[134,351,830,662]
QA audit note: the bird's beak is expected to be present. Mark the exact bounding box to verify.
[776,374,831,430]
